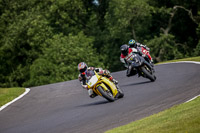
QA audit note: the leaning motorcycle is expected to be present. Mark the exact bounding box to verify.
[128,52,156,82]
[86,71,124,102]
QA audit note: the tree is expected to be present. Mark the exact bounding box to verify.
[25,32,105,86]
[147,34,183,62]
[100,0,153,71]
[149,0,200,57]
[105,0,152,41]
[0,0,55,87]
[0,0,199,87]
[194,11,200,56]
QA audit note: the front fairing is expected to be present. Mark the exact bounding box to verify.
[92,76,118,98]
[85,70,95,81]
[86,71,119,98]
[131,54,144,67]
[101,77,118,97]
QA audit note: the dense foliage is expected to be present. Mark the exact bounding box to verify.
[0,0,199,87]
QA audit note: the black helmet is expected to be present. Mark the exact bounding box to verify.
[78,62,88,73]
[120,44,129,56]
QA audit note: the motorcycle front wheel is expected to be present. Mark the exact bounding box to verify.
[116,85,124,98]
[141,65,156,82]
[97,86,115,102]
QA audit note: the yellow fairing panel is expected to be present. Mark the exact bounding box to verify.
[100,77,118,97]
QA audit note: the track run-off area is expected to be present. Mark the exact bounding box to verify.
[0,62,200,133]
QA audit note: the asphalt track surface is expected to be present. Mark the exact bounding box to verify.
[0,62,200,133]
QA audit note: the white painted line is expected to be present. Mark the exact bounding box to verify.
[158,61,200,65]
[178,61,200,64]
[0,88,30,111]
[185,95,200,103]
[158,61,200,103]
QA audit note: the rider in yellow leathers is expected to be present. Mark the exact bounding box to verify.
[78,62,118,98]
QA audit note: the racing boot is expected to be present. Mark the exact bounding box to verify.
[150,59,154,67]
[113,79,118,85]
[137,72,141,77]
[88,89,97,98]
[146,58,155,72]
[149,59,155,72]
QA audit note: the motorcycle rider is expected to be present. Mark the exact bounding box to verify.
[120,44,137,77]
[120,43,155,77]
[128,39,153,65]
[78,62,118,98]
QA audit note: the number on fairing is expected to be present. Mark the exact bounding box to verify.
[88,75,98,87]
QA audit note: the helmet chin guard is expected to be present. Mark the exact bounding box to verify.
[78,62,88,73]
[120,44,129,56]
[129,39,136,47]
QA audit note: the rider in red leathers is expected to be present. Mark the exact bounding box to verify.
[120,44,137,77]
[128,39,153,65]
[120,43,155,77]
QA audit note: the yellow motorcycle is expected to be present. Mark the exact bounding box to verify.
[87,71,124,102]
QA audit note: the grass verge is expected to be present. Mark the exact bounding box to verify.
[156,56,200,64]
[106,97,200,133]
[0,87,25,107]
[106,56,200,133]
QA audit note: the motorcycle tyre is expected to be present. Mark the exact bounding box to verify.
[141,66,156,82]
[97,86,115,102]
[116,85,124,98]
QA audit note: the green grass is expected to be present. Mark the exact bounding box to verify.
[0,87,25,107]
[106,56,200,133]
[106,97,200,133]
[156,56,200,64]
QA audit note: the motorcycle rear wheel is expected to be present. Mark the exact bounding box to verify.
[97,86,115,102]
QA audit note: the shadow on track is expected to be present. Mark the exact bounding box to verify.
[76,100,110,107]
[121,81,152,87]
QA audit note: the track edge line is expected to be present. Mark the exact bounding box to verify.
[0,88,30,111]
[158,61,200,103]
